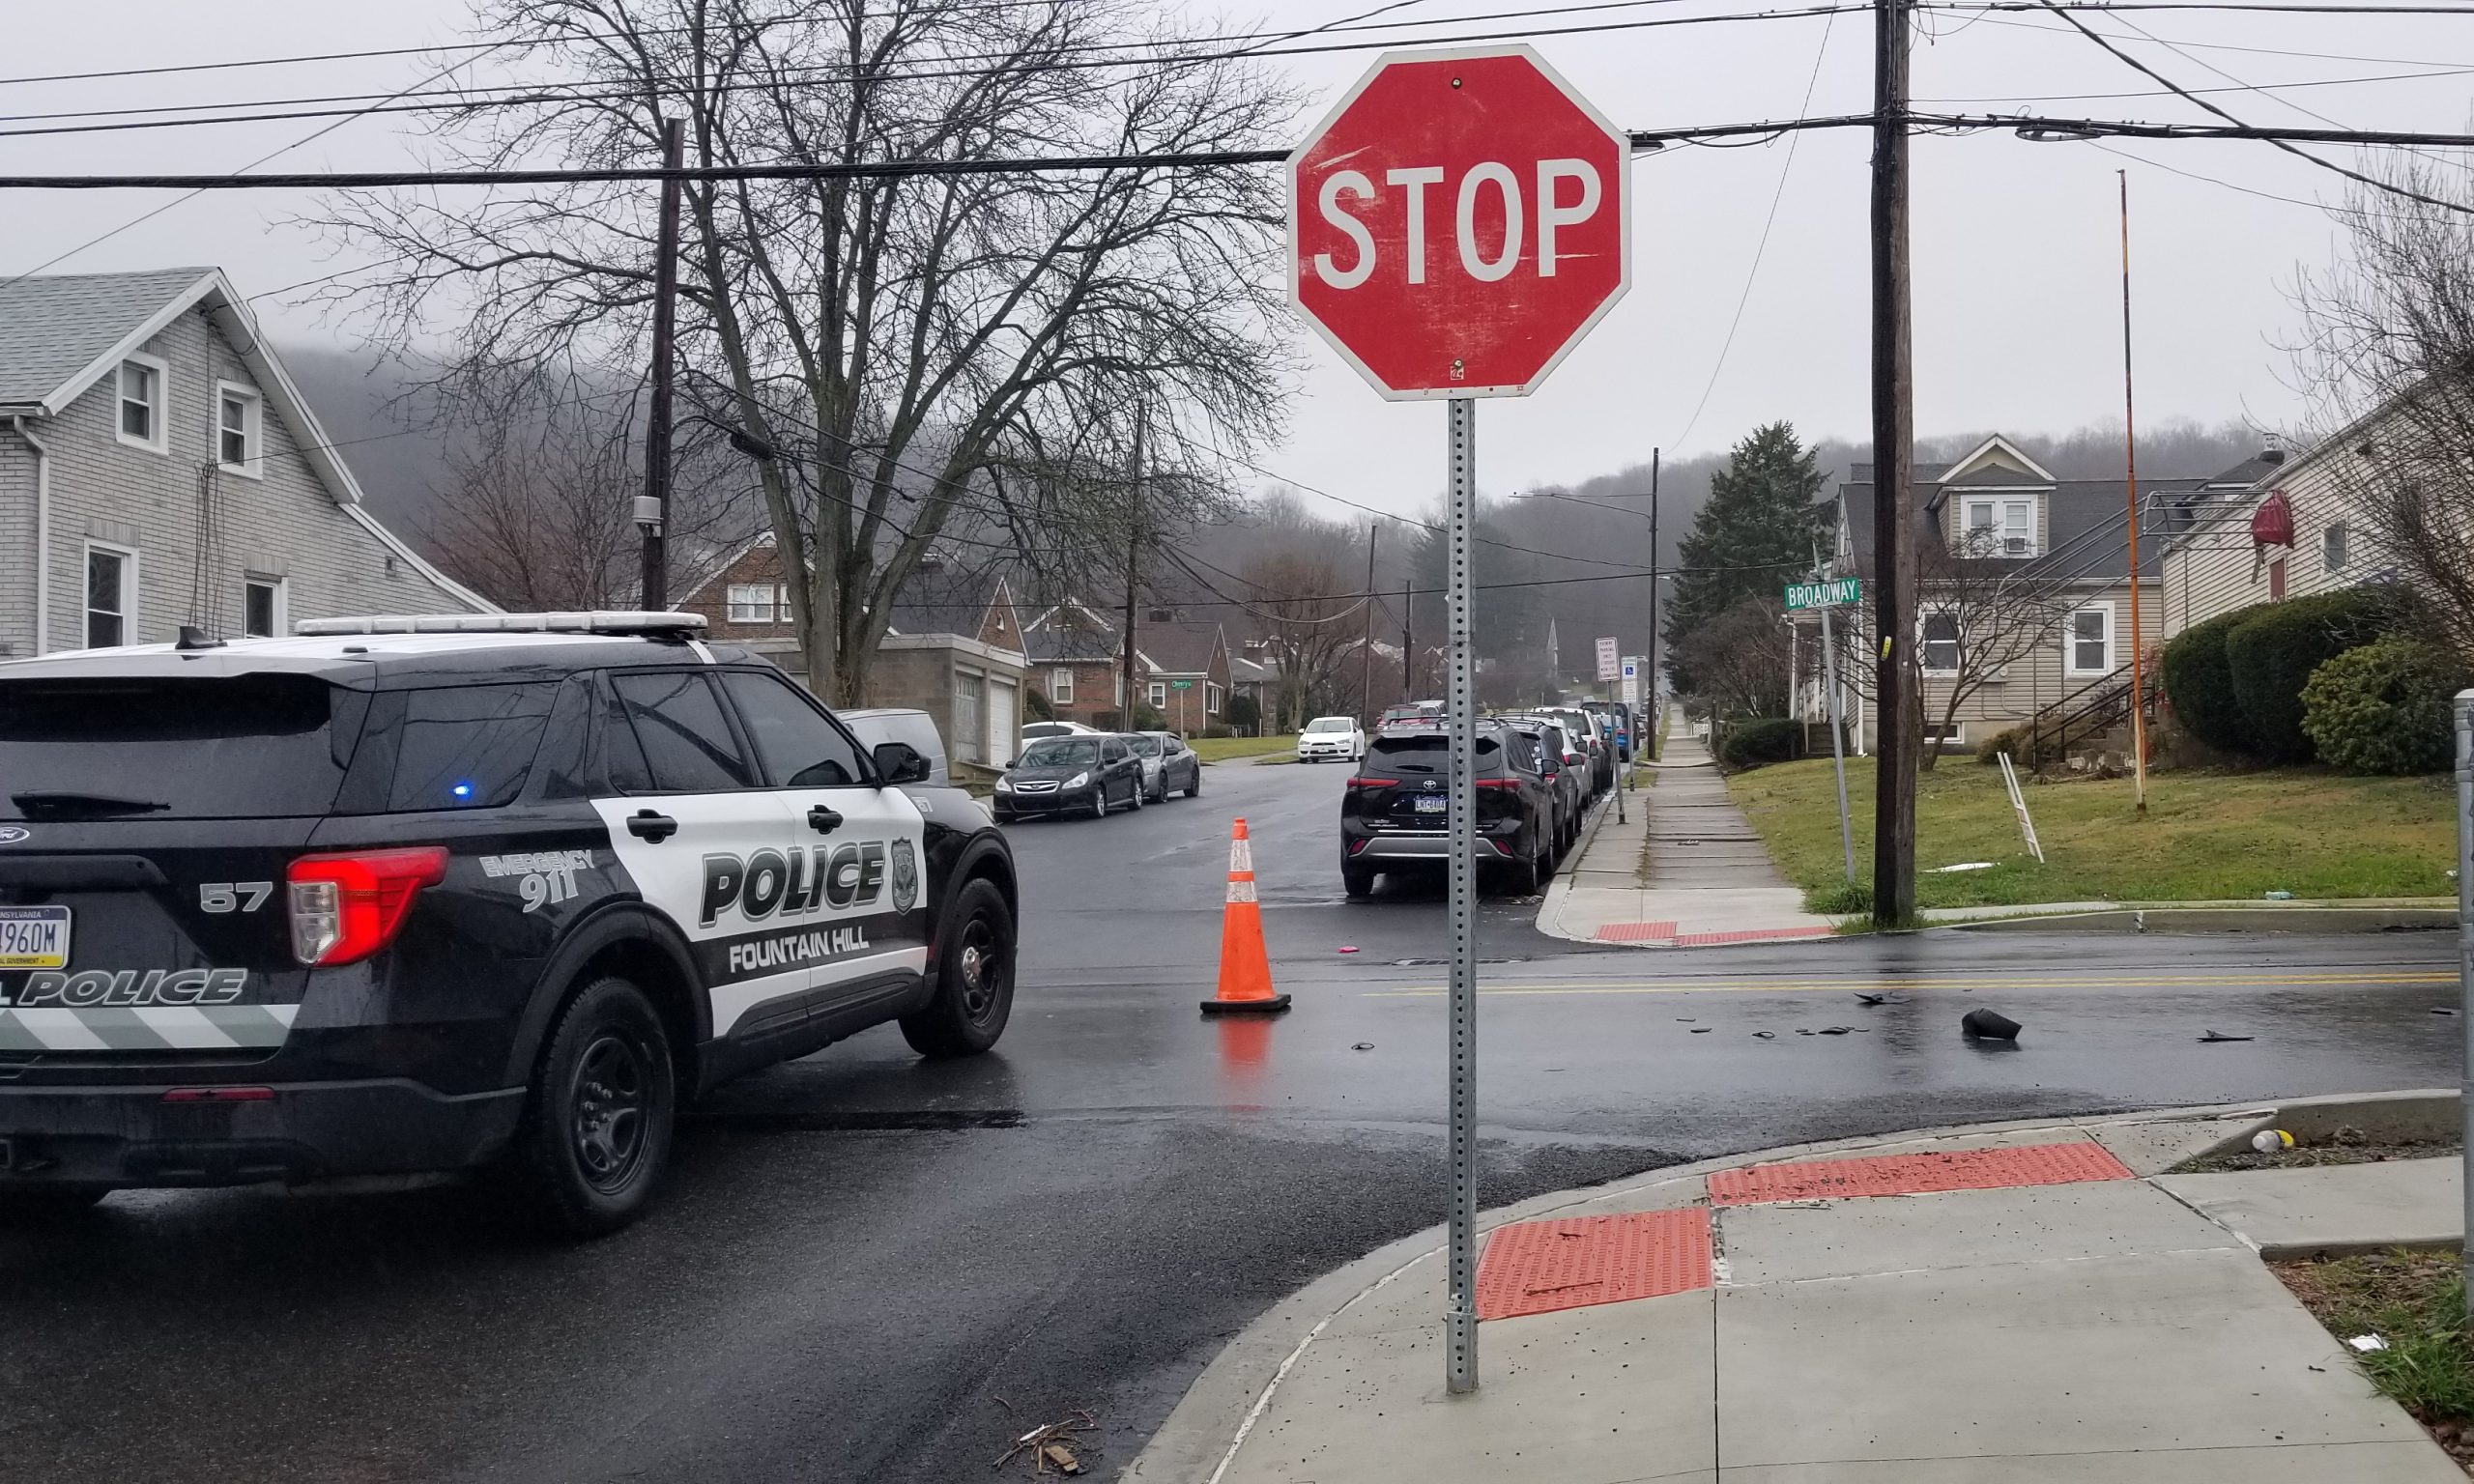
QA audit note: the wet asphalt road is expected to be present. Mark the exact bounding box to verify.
[2,756,2463,1483]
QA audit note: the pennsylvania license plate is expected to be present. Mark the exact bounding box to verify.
[1414,795,1448,814]
[0,906,71,970]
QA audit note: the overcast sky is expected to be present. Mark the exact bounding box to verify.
[6,0,2466,517]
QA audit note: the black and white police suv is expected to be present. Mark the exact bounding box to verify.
[0,613,1018,1235]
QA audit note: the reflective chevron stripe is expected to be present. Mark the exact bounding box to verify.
[0,1004,298,1052]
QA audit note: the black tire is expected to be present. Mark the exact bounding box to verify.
[900,878,1016,1058]
[1342,864,1377,899]
[1499,847,1540,896]
[0,1186,108,1223]
[1091,786,1108,819]
[506,976,676,1239]
[1129,782,1144,811]
[1185,766,1202,798]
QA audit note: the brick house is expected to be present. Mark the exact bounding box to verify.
[0,268,487,657]
[1021,598,1134,728]
[1136,614,1233,735]
[675,537,1028,766]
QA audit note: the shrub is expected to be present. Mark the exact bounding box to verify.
[1202,723,1235,739]
[2225,587,2399,761]
[1024,687,1055,723]
[2160,603,2267,756]
[1225,693,1261,733]
[2301,637,2469,775]
[1717,717,1800,770]
[1973,726,2063,768]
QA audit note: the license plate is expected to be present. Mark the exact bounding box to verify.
[1414,795,1448,814]
[0,906,70,970]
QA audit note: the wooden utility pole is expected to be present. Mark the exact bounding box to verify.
[1122,406,1146,728]
[638,116,684,610]
[1869,0,1919,925]
[2119,170,2150,813]
[1647,446,1662,760]
[1362,524,1379,725]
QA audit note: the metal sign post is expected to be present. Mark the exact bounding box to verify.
[1284,44,1630,1398]
[1445,397,1482,1391]
[2455,691,2474,1317]
[1816,598,1856,884]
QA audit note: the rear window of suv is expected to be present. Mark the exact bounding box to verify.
[0,674,361,819]
[1364,732,1502,776]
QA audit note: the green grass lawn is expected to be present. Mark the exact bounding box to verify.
[1191,733,1299,763]
[1725,755,2457,909]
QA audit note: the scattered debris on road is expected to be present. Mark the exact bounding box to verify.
[1689,1027,1712,1034]
[2197,1030,2255,1042]
[996,1410,1098,1475]
[2433,1007,2460,1016]
[1854,992,1902,1007]
[1338,946,1359,954]
[1960,1009,2021,1042]
[1751,1031,1776,1040]
[2349,1333,2390,1353]
[1351,1042,1375,1051]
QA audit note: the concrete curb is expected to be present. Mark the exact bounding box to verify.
[1531,789,1626,946]
[1945,901,2456,934]
[1121,1088,2458,1483]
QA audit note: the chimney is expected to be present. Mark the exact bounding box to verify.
[2260,448,2286,467]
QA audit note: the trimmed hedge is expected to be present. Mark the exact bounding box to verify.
[2160,603,2266,756]
[2224,588,2398,762]
[2300,637,2467,775]
[1974,725,2062,769]
[1718,717,1801,770]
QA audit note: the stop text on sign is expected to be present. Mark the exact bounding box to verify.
[1310,159,1607,290]
[1287,46,1630,401]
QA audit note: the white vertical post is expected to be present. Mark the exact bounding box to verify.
[1818,597,1856,883]
[2456,691,2474,1317]
[1446,396,1481,1393]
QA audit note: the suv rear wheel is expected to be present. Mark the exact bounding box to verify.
[1342,862,1377,898]
[901,878,1016,1057]
[507,976,676,1239]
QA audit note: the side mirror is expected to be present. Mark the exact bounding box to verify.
[873,740,932,785]
[1005,757,1019,769]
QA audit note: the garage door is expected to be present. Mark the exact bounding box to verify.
[987,676,1019,766]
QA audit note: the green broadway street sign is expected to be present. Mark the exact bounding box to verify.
[1169,679,1194,690]
[1784,577,1860,612]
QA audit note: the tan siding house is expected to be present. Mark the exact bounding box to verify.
[2158,445,2383,637]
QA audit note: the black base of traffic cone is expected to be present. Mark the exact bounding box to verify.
[1961,1008,2022,1041]
[1200,994,1292,1014]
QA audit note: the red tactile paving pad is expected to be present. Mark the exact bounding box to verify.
[1707,1140,2134,1207]
[1475,1209,1712,1321]
[1596,922,1677,942]
[1673,926,1835,947]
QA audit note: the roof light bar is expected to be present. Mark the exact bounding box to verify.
[292,612,708,637]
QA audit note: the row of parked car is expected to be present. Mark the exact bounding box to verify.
[1338,699,1637,898]
[992,721,1203,822]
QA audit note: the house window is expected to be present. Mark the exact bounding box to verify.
[1050,668,1073,705]
[117,354,167,451]
[1962,499,2034,556]
[2324,524,2349,571]
[243,576,285,638]
[1919,611,1961,674]
[85,543,134,648]
[1148,681,1168,707]
[2065,603,2114,675]
[727,584,778,623]
[1208,683,1223,712]
[216,383,263,475]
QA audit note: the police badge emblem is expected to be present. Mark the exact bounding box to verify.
[890,838,920,914]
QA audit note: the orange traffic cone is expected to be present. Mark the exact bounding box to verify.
[1202,817,1290,1014]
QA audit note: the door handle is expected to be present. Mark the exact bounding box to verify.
[627,810,678,842]
[807,805,844,836]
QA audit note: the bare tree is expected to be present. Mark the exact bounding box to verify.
[1671,597,1795,720]
[1238,550,1363,731]
[312,0,1293,703]
[2290,151,2474,661]
[1829,534,2084,768]
[421,365,753,609]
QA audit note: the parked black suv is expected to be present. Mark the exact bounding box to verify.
[0,614,1018,1236]
[1339,719,1558,898]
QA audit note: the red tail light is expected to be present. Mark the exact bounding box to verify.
[1474,778,1522,791]
[288,847,448,966]
[1345,776,1394,789]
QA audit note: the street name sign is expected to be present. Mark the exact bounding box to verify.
[1288,46,1630,400]
[1785,577,1860,612]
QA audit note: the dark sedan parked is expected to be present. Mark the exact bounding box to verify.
[993,734,1147,821]
[1339,719,1558,897]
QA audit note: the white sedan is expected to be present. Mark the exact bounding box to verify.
[1297,715,1366,762]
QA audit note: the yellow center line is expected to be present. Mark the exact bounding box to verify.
[1361,971,2457,998]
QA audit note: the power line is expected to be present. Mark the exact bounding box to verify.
[0,3,1880,140]
[2028,0,2474,215]
[1916,64,2474,105]
[1668,3,1840,452]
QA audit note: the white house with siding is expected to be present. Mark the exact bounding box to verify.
[0,267,485,659]
[2156,438,2385,639]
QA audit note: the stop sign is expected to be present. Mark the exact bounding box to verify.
[1287,46,1629,401]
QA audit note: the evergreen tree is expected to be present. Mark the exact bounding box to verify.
[1663,422,1826,692]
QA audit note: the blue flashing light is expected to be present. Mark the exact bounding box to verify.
[451,782,475,800]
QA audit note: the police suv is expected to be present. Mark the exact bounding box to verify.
[0,613,1018,1235]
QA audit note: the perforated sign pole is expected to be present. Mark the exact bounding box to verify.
[1445,396,1482,1392]
[2455,690,2474,1318]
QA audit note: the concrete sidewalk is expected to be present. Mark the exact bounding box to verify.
[1131,1093,2469,1483]
[1539,718,1838,948]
